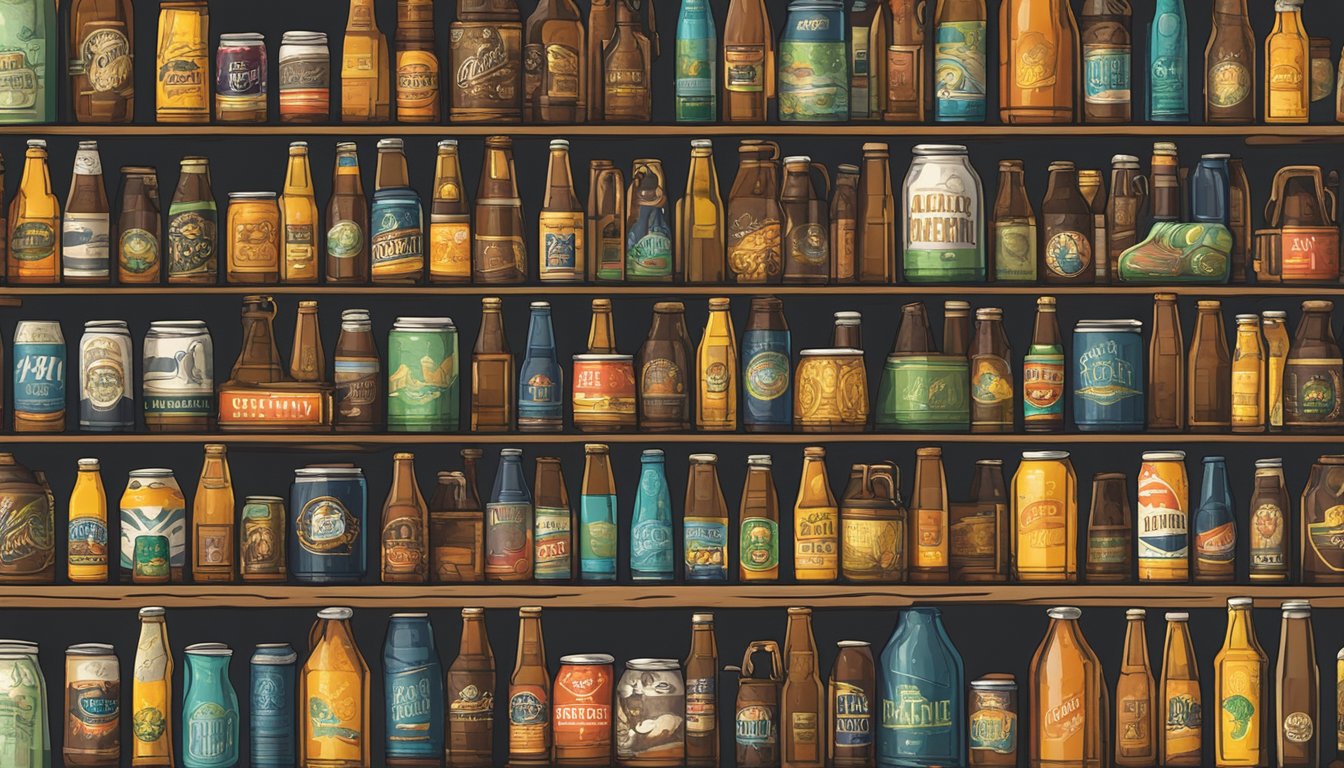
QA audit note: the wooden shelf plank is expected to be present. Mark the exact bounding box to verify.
[0,284,1338,296]
[0,585,1328,610]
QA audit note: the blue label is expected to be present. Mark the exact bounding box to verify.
[833,683,872,747]
[371,195,424,269]
[630,518,674,577]
[742,329,791,426]
[933,20,987,122]
[1073,331,1145,429]
[1084,46,1131,104]
[386,665,436,756]
[684,518,727,581]
[509,691,546,725]
[14,343,65,414]
[250,665,295,767]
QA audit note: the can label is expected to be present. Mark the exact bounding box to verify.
[81,332,133,429]
[580,494,618,579]
[305,671,364,760]
[554,663,612,746]
[386,664,436,755]
[1137,462,1188,574]
[832,681,872,747]
[143,331,214,420]
[778,37,848,121]
[969,690,1016,754]
[534,505,571,579]
[371,195,424,276]
[739,516,778,573]
[241,502,284,574]
[14,339,65,415]
[904,162,981,281]
[296,496,359,556]
[684,517,727,580]
[518,360,563,423]
[1083,44,1131,104]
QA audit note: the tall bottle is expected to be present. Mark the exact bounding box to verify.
[1148,292,1185,431]
[341,0,391,122]
[1192,456,1235,583]
[538,139,584,282]
[508,606,550,766]
[472,297,515,432]
[394,0,438,122]
[782,607,825,768]
[326,142,369,283]
[1115,608,1156,767]
[991,159,1038,282]
[697,297,738,430]
[191,444,234,583]
[878,607,966,766]
[9,139,60,283]
[675,0,716,121]
[279,142,318,284]
[447,607,494,768]
[1146,0,1188,122]
[1266,0,1310,124]
[887,0,926,121]
[300,607,371,767]
[586,0,615,121]
[1081,0,1132,122]
[524,0,585,122]
[473,136,528,283]
[132,606,174,766]
[1023,297,1064,431]
[382,612,443,766]
[371,138,423,283]
[999,0,1080,123]
[602,0,655,121]
[742,296,791,431]
[637,301,693,431]
[686,613,720,767]
[381,452,428,584]
[1263,310,1290,430]
[685,454,730,583]
[451,0,522,122]
[67,458,108,583]
[1231,314,1266,433]
[1029,606,1109,767]
[1277,600,1319,767]
[1189,300,1232,431]
[1248,458,1290,582]
[1040,160,1094,284]
[63,140,110,284]
[780,156,830,284]
[518,301,563,432]
[932,0,987,122]
[166,156,215,285]
[679,139,726,283]
[626,158,673,280]
[856,142,894,283]
[428,140,470,283]
[1205,0,1256,123]
[1284,300,1344,431]
[1214,597,1267,768]
[1107,155,1146,280]
[532,457,572,581]
[726,141,783,283]
[722,0,773,121]
[794,447,838,582]
[1159,612,1202,766]
[970,307,1013,432]
[486,448,533,582]
[69,0,134,122]
[630,448,674,581]
[739,454,780,582]
[909,447,949,583]
[579,444,619,582]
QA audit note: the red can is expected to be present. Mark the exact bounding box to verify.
[554,653,615,766]
[572,354,636,431]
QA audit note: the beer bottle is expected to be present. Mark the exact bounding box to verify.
[934,0,987,122]
[1081,0,1132,122]
[848,0,886,120]
[473,136,527,284]
[333,309,381,430]
[326,142,369,284]
[301,607,371,766]
[727,140,783,283]
[67,458,108,584]
[381,452,428,584]
[685,454,729,582]
[630,448,674,581]
[603,0,654,121]
[999,0,1079,123]
[190,444,234,583]
[429,471,484,582]
[831,163,859,284]
[675,0,716,122]
[1085,472,1132,582]
[371,138,424,283]
[722,0,773,121]
[887,0,926,121]
[626,158,673,281]
[955,459,1006,583]
[1192,456,1235,583]
[538,140,583,283]
[486,448,533,582]
[1040,161,1094,284]
[944,299,970,355]
[1228,158,1252,282]
[472,297,515,432]
[63,141,110,284]
[991,159,1038,282]
[1028,607,1108,767]
[678,139,726,283]
[166,156,216,285]
[833,310,862,349]
[1115,608,1156,766]
[462,448,485,508]
[909,447,949,583]
[879,607,966,765]
[278,142,319,284]
[697,297,738,430]
[638,301,693,431]
[341,0,391,122]
[1150,141,1181,222]
[69,0,134,123]
[587,0,615,121]
[1205,0,1256,123]
[587,159,626,281]
[1146,0,1188,122]
[524,0,585,122]
[1077,169,1109,283]
[132,606,174,766]
[155,1,208,123]
[579,444,618,582]
[508,606,550,765]
[1302,455,1344,584]
[1277,600,1318,767]
[1148,293,1185,431]
[429,140,470,284]
[1248,457,1289,582]
[116,166,159,284]
[741,296,791,432]
[686,613,719,767]
[393,0,438,123]
[1106,155,1146,282]
[1214,596,1268,768]
[1266,0,1310,124]
[782,607,825,768]
[828,640,874,767]
[1159,612,1201,766]
[289,300,324,383]
[451,0,523,122]
[518,301,563,433]
[1231,314,1266,432]
[522,459,569,585]
[448,607,495,767]
[971,307,1013,433]
[1023,297,1064,432]
[740,454,780,582]
[1284,300,1344,431]
[9,139,59,284]
[856,143,895,284]
[794,447,838,582]
[587,298,616,353]
[780,156,830,284]
[1189,300,1232,432]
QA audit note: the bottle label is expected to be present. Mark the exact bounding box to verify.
[580,494,618,578]
[882,681,954,751]
[11,220,58,263]
[744,350,790,402]
[1248,502,1285,569]
[523,42,543,105]
[1284,360,1344,425]
[544,43,581,101]
[971,355,1013,407]
[724,45,766,93]
[371,195,424,277]
[62,212,111,279]
[1117,689,1150,749]
[186,701,237,762]
[1083,43,1131,104]
[993,222,1036,281]
[78,26,132,94]
[794,507,837,575]
[778,39,849,120]
[395,50,439,112]
[1086,532,1127,564]
[120,228,160,275]
[905,167,982,280]
[1231,365,1261,424]
[686,675,715,733]
[508,685,549,754]
[626,209,673,277]
[1268,55,1307,118]
[194,523,234,572]
[914,508,948,570]
[533,505,571,579]
[383,504,426,577]
[386,664,436,755]
[539,211,583,278]
[518,360,563,422]
[739,516,779,573]
[1209,57,1252,108]
[790,710,819,746]
[833,681,872,747]
[448,671,493,732]
[1023,348,1065,422]
[1163,680,1202,759]
[1218,659,1260,756]
[305,668,364,759]
[630,518,674,576]
[841,518,904,578]
[1043,230,1092,277]
[429,219,470,278]
[1307,504,1344,572]
[486,502,531,577]
[1015,37,1057,89]
[743,331,791,426]
[785,222,829,266]
[1194,499,1236,566]
[640,357,687,422]
[728,214,781,282]
[969,690,1015,754]
[1040,689,1085,758]
[684,516,727,580]
[934,21,987,121]
[334,357,379,418]
[1137,463,1188,573]
[736,703,776,748]
[68,516,108,566]
[167,204,218,277]
[676,29,715,120]
[327,219,364,261]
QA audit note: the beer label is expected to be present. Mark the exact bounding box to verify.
[63,212,111,279]
[1194,496,1236,566]
[1268,55,1307,118]
[786,222,828,266]
[371,196,425,276]
[383,508,426,577]
[508,685,549,753]
[284,222,317,278]
[296,496,360,556]
[450,23,522,118]
[523,42,543,105]
[396,49,439,112]
[971,355,1012,407]
[1040,689,1085,759]
[887,45,921,114]
[1285,359,1344,425]
[68,516,108,567]
[744,343,791,410]
[1087,531,1128,565]
[544,43,580,101]
[448,672,493,728]
[387,664,437,755]
[539,211,583,277]
[306,670,365,760]
[684,516,727,580]
[67,674,119,752]
[842,518,903,578]
[934,21,986,121]
[1209,57,1252,108]
[12,220,57,262]
[186,700,236,762]
[833,681,872,747]
[80,333,132,425]
[727,213,781,281]
[883,680,954,757]
[993,221,1036,281]
[904,168,981,280]
[626,208,673,277]
[739,516,779,572]
[1249,502,1286,569]
[1149,17,1188,118]
[778,39,848,120]
[486,502,531,577]
[77,25,132,94]
[1116,689,1150,751]
[218,48,264,97]
[676,27,715,120]
[518,362,562,423]
[1283,711,1313,743]
[573,359,637,418]
[1163,680,1202,760]
[533,505,571,579]
[120,228,160,275]
[1308,504,1344,572]
[630,517,674,576]
[1023,348,1065,422]
[790,710,819,745]
[334,357,379,419]
[1075,335,1142,412]
[429,219,470,278]
[970,689,1016,755]
[702,348,733,400]
[241,503,284,574]
[327,219,364,262]
[596,222,625,280]
[1137,463,1188,574]
[167,204,218,277]
[554,664,611,741]
[1014,34,1057,89]
[474,234,526,280]
[724,45,766,92]
[580,494,618,578]
[1015,484,1067,575]
[1278,227,1340,282]
[157,9,209,117]
[0,45,39,116]
[194,523,234,572]
[736,703,775,748]
[639,356,686,422]
[1043,229,1091,277]
[914,508,948,569]
[1083,43,1131,104]
[686,675,716,734]
[794,507,838,575]
[1231,363,1261,424]
[14,341,66,416]
[1219,660,1260,756]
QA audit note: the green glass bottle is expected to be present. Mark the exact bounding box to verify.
[0,0,56,123]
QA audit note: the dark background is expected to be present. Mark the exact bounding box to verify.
[6,0,1344,766]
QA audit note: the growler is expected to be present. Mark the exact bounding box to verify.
[341,0,391,122]
[334,309,381,430]
[740,455,780,582]
[839,463,905,583]
[999,0,1079,123]
[1277,600,1319,767]
[429,140,470,283]
[793,447,838,582]
[524,0,585,122]
[685,614,720,766]
[279,142,318,284]
[1284,300,1344,430]
[116,166,160,284]
[626,158,673,280]
[474,136,527,283]
[637,301,693,431]
[722,0,774,121]
[508,606,550,766]
[828,640,874,766]
[69,0,134,123]
[587,159,625,281]
[1214,597,1267,768]
[1040,161,1094,284]
[1266,0,1310,124]
[1084,472,1132,582]
[1148,292,1185,431]
[1028,607,1109,767]
[1230,314,1266,432]
[539,139,584,282]
[970,307,1013,433]
[1024,296,1064,432]
[472,297,515,432]
[990,159,1037,282]
[733,641,782,766]
[782,607,825,768]
[727,140,783,283]
[678,139,726,283]
[1188,300,1231,432]
[167,156,216,284]
[448,608,494,767]
[909,447,949,583]
[381,452,428,583]
[831,164,858,283]
[394,0,438,122]
[603,0,655,121]
[697,297,737,430]
[1301,455,1344,584]
[856,142,894,283]
[1254,166,1340,284]
[63,141,110,284]
[1081,0,1132,122]
[886,0,925,121]
[326,142,369,283]
[1115,608,1156,766]
[1159,612,1201,766]
[780,156,830,284]
[1248,457,1289,582]
[9,139,59,284]
[1205,0,1256,123]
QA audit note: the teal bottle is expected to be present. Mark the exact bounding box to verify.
[1146,0,1189,122]
[629,448,674,581]
[182,643,240,768]
[0,0,56,124]
[877,608,966,767]
[579,443,619,582]
[1193,455,1235,581]
[675,0,716,122]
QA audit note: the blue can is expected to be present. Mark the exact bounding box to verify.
[1191,153,1230,226]
[1073,320,1145,432]
[370,187,424,281]
[182,643,240,768]
[289,466,367,583]
[13,319,66,430]
[518,301,563,431]
[742,298,792,431]
[383,613,444,763]
[249,644,296,768]
[778,0,849,122]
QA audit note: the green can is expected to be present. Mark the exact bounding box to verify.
[875,354,970,431]
[387,317,459,432]
[133,535,171,582]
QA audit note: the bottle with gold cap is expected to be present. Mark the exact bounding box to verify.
[697,297,737,430]
[280,141,319,284]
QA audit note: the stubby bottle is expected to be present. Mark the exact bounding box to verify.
[1084,472,1132,582]
[1302,455,1344,583]
[991,159,1037,282]
[326,142,368,284]
[742,296,791,431]
[1115,608,1156,767]
[782,607,825,768]
[486,448,533,582]
[1205,0,1256,123]
[518,302,563,432]
[508,606,550,766]
[1028,606,1109,768]
[472,297,515,432]
[1277,600,1319,767]
[473,136,527,284]
[381,452,428,584]
[1146,0,1189,122]
[1284,300,1344,431]
[678,139,727,283]
[532,457,572,581]
[684,454,729,582]
[382,613,443,767]
[739,454,780,582]
[580,444,619,582]
[1192,456,1235,583]
[1159,612,1202,766]
[1081,0,1132,122]
[698,297,738,430]
[638,302,693,431]
[539,140,584,282]
[629,448,674,581]
[448,608,494,767]
[1040,161,1094,284]
[1213,596,1267,768]
[63,141,109,283]
[829,640,875,767]
[879,608,965,766]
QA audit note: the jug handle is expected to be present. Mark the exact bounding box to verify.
[915,0,926,27]
[763,140,781,162]
[1262,166,1290,225]
[1133,174,1150,220]
[1327,170,1339,224]
[811,162,831,199]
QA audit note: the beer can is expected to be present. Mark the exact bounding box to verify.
[829,640,875,767]
[216,33,267,122]
[616,659,685,765]
[120,469,187,583]
[968,676,1017,766]
[0,648,47,767]
[371,187,425,281]
[64,642,119,766]
[778,1,849,122]
[289,466,367,583]
[79,320,135,432]
[278,31,330,123]
[383,613,444,764]
[142,320,214,432]
[572,354,637,432]
[794,348,869,432]
[387,317,458,432]
[240,496,287,581]
[554,653,615,766]
[225,191,281,283]
[1137,451,1189,582]
[13,319,66,432]
[250,644,296,768]
[1010,451,1077,582]
[1072,320,1145,431]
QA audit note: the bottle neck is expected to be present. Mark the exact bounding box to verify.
[516,617,545,666]
[1031,309,1062,347]
[376,151,410,190]
[433,150,463,202]
[799,457,832,505]
[526,310,556,354]
[459,616,490,656]
[200,455,231,489]
[476,309,508,353]
[285,154,314,194]
[21,152,50,196]
[588,310,616,353]
[1222,606,1256,650]
[391,457,420,505]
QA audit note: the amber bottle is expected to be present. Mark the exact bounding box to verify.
[1000,0,1080,123]
[70,0,135,123]
[722,0,774,121]
[909,447,949,583]
[1188,300,1232,432]
[637,301,693,431]
[381,452,428,583]
[474,136,527,284]
[1040,160,1094,284]
[524,0,586,122]
[472,297,515,432]
[1148,292,1185,431]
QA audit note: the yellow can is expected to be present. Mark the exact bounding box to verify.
[1137,451,1189,582]
[226,192,281,284]
[155,1,210,123]
[1010,450,1077,582]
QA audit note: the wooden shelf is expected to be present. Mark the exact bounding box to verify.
[0,584,1331,610]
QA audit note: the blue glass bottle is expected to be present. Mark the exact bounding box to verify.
[486,448,534,580]
[182,643,240,768]
[383,613,444,765]
[250,644,296,768]
[742,297,793,431]
[1193,455,1235,580]
[675,0,716,122]
[1146,0,1188,122]
[518,301,563,432]
[1190,154,1230,226]
[579,443,619,581]
[878,608,966,767]
[630,449,674,581]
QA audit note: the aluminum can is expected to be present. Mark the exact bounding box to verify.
[143,320,214,431]
[383,613,444,764]
[250,643,296,768]
[1010,451,1076,581]
[1137,450,1189,582]
[64,643,119,767]
[278,31,329,122]
[554,653,615,765]
[572,354,637,431]
[387,317,458,432]
[240,496,286,581]
[371,188,425,280]
[79,320,134,432]
[1072,319,1145,431]
[616,658,685,765]
[0,648,47,768]
[778,0,849,122]
[120,469,186,583]
[13,319,65,431]
[968,676,1017,766]
[225,191,281,283]
[289,466,367,583]
[215,32,267,122]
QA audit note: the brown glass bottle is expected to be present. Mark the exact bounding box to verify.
[167,156,216,285]
[1081,0,1132,123]
[1248,458,1290,582]
[450,0,522,122]
[1040,160,1095,284]
[586,0,615,121]
[1085,472,1132,582]
[539,139,584,282]
[1205,0,1256,124]
[289,300,324,382]
[472,297,515,432]
[448,607,495,766]
[1188,300,1232,432]
[602,0,653,121]
[532,456,573,581]
[1150,142,1181,222]
[722,0,773,121]
[970,307,1013,433]
[473,136,527,284]
[1284,300,1344,431]
[782,607,825,768]
[525,0,586,122]
[1148,292,1186,431]
[781,156,830,284]
[958,459,1008,582]
[739,454,780,582]
[430,140,471,284]
[508,606,550,765]
[1078,169,1109,284]
[1115,608,1157,766]
[1302,456,1344,584]
[381,452,428,583]
[830,164,859,284]
[638,301,693,431]
[727,140,783,283]
[887,0,926,121]
[587,159,625,281]
[1277,601,1318,768]
[1106,154,1146,283]
[63,141,111,285]
[685,613,720,767]
[587,298,616,353]
[117,166,161,284]
[828,640,875,768]
[326,142,369,284]
[430,471,484,582]
[894,301,939,356]
[909,446,949,583]
[394,0,439,122]
[856,142,895,284]
[1227,158,1251,283]
[991,159,1038,283]
[942,300,971,358]
[70,0,135,123]
[334,308,381,431]
[833,311,862,350]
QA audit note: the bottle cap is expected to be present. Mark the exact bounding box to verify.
[1126,608,1146,618]
[1227,597,1253,608]
[1141,451,1186,461]
[317,607,354,620]
[1047,607,1081,620]
[1166,612,1190,621]
[1255,458,1283,469]
[1022,450,1070,461]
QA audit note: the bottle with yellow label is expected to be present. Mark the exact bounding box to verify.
[697,297,738,430]
[1265,0,1310,123]
[1160,612,1203,766]
[67,458,108,583]
[280,142,319,284]
[909,446,949,583]
[132,606,174,766]
[8,138,61,283]
[155,0,209,123]
[300,606,370,767]
[342,0,391,122]
[1214,596,1267,767]
[430,140,471,283]
[1010,450,1077,582]
[793,446,838,582]
[538,139,584,282]
[394,0,439,122]
[1231,314,1266,433]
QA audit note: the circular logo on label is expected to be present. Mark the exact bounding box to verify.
[120,229,160,273]
[1300,374,1339,418]
[705,362,730,393]
[328,220,365,260]
[297,496,360,554]
[168,211,217,275]
[787,223,829,265]
[85,360,126,410]
[746,351,789,401]
[1283,712,1313,743]
[640,358,682,396]
[1209,60,1251,108]
[11,221,56,260]
[82,28,132,93]
[1044,231,1092,277]
[133,706,167,743]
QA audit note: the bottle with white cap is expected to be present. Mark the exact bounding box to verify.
[1213,597,1267,765]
